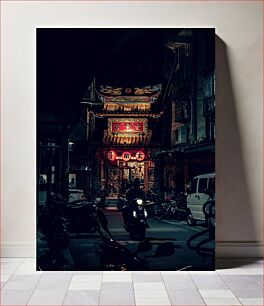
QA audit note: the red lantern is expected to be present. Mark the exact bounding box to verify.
[136,151,145,161]
[107,150,117,161]
[122,151,131,161]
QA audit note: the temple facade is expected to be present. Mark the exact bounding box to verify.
[91,84,163,197]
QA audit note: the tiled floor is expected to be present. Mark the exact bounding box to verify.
[0,258,263,305]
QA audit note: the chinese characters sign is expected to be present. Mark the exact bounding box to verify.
[112,121,144,133]
[108,118,147,135]
[107,151,145,162]
[107,151,117,161]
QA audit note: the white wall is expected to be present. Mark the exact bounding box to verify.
[1,1,262,257]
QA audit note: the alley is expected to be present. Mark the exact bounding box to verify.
[68,210,214,271]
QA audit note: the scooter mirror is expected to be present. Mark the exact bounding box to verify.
[153,242,175,257]
[135,241,153,254]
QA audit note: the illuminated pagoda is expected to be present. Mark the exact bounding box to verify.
[88,84,163,197]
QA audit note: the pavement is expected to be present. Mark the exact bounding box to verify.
[68,210,215,271]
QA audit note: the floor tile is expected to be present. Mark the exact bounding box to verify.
[1,288,33,305]
[71,274,102,282]
[37,273,72,290]
[99,289,135,305]
[103,271,131,275]
[189,271,217,275]
[27,289,66,305]
[63,290,100,305]
[221,275,262,290]
[203,298,241,305]
[134,282,166,290]
[102,273,132,282]
[199,289,237,299]
[69,280,101,290]
[135,298,171,305]
[3,280,38,291]
[191,275,229,290]
[101,282,133,290]
[252,275,264,287]
[15,263,40,275]
[167,289,205,305]
[161,271,189,275]
[162,274,196,289]
[239,298,264,305]
[1,274,11,282]
[134,289,169,299]
[8,274,41,283]
[132,271,162,282]
[231,287,263,298]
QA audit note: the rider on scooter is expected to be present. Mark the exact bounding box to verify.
[122,178,146,226]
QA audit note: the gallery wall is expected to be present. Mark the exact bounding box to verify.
[1,1,262,257]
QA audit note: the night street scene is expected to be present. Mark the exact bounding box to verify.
[37,28,215,271]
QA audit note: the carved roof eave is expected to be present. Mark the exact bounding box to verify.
[95,112,163,118]
[98,93,159,104]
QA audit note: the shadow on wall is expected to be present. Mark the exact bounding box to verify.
[216,36,259,261]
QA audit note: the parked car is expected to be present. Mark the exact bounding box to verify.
[186,173,215,226]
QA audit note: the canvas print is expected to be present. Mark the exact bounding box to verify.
[37,28,215,271]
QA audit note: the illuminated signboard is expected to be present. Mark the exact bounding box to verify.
[112,121,144,133]
[107,151,145,161]
[108,118,148,135]
[122,152,131,161]
[107,151,117,161]
[136,151,145,161]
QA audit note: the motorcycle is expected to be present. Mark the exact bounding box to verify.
[203,196,215,239]
[123,198,148,239]
[157,192,187,220]
[38,200,70,270]
[66,200,99,234]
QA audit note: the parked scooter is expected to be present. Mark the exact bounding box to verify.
[38,197,70,270]
[66,199,99,234]
[117,194,127,211]
[122,197,148,239]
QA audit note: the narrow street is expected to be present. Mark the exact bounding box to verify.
[68,210,214,271]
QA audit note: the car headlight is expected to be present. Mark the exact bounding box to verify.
[136,199,143,205]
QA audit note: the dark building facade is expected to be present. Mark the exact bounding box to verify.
[155,29,215,197]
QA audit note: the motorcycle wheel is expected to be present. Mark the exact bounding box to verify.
[186,213,196,226]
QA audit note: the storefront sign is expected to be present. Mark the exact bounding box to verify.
[136,151,145,161]
[107,150,146,161]
[107,150,117,161]
[122,151,131,161]
[111,121,144,133]
[108,118,148,135]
